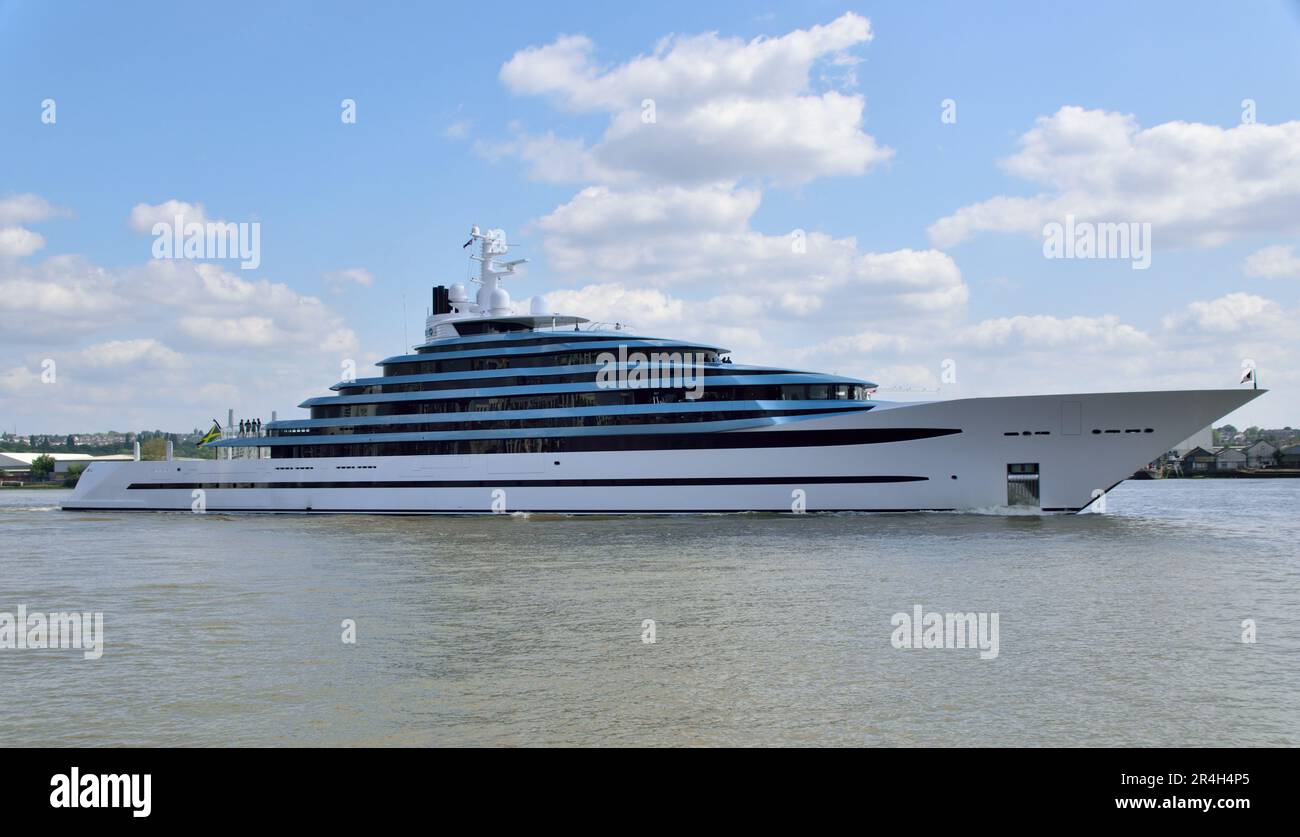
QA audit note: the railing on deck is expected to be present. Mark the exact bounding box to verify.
[220,424,271,459]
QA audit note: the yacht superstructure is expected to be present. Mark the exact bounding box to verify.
[65,226,1263,514]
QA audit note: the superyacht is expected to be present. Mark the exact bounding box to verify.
[64,227,1262,514]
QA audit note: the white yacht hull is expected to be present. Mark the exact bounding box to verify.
[63,389,1261,514]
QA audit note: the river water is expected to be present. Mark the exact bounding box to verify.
[1,479,1295,746]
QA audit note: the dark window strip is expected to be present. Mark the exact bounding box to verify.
[413,333,656,356]
[280,407,861,437]
[341,365,775,395]
[385,347,719,375]
[269,427,961,457]
[312,386,874,418]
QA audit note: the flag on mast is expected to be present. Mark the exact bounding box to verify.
[197,420,222,446]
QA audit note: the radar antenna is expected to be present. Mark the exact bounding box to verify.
[465,226,527,316]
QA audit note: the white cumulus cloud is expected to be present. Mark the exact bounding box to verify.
[128,199,211,233]
[323,267,376,292]
[0,199,363,431]
[928,107,1300,250]
[495,12,890,187]
[952,314,1154,351]
[73,338,188,370]
[1243,244,1300,279]
[0,227,46,259]
[0,193,70,225]
[493,16,962,375]
[1162,292,1289,335]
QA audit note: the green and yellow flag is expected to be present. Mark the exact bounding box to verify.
[197,420,222,447]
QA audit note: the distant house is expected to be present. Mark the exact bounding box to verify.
[0,452,128,479]
[1281,445,1300,468]
[0,452,90,478]
[1243,440,1278,469]
[1181,446,1217,473]
[1214,447,1246,471]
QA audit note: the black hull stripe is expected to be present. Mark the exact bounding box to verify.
[126,475,928,490]
[63,506,1084,514]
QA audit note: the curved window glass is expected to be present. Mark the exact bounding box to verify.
[309,384,869,419]
[383,348,720,376]
[274,406,864,438]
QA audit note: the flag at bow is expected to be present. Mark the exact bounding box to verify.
[197,420,222,447]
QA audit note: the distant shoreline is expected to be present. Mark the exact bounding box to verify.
[1135,469,1300,480]
[0,483,70,490]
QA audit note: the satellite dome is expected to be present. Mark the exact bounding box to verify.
[489,287,512,315]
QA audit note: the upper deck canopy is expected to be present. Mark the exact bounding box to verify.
[416,314,589,348]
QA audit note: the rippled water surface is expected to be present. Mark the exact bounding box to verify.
[1,479,1296,746]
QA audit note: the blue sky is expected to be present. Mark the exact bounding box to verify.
[3,1,1299,433]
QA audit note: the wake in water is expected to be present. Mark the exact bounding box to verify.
[942,505,1052,517]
